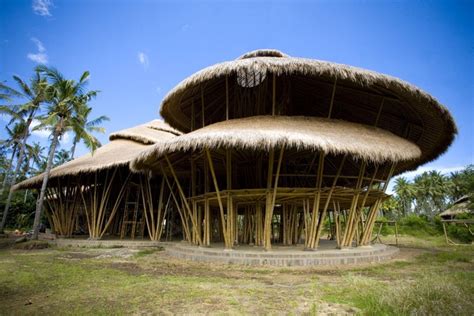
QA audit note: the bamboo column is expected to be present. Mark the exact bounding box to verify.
[313,155,347,248]
[340,161,366,247]
[305,153,325,249]
[360,163,396,245]
[263,145,285,251]
[163,156,203,245]
[161,165,191,242]
[205,149,232,248]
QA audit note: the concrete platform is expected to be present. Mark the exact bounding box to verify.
[165,240,399,266]
[52,237,161,248]
[49,237,398,266]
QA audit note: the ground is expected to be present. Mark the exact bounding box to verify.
[0,235,472,315]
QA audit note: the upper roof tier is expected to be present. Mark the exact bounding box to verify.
[160,49,456,168]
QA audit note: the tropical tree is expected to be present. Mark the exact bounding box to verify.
[0,122,28,196]
[0,81,21,101]
[0,72,50,232]
[53,149,71,166]
[69,104,108,158]
[412,171,452,217]
[23,142,45,176]
[31,66,102,239]
[450,165,474,201]
[393,177,415,216]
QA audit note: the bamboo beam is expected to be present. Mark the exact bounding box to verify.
[374,97,385,127]
[272,73,276,116]
[225,76,229,120]
[201,86,205,127]
[327,78,337,119]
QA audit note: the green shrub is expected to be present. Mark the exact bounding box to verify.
[398,215,438,237]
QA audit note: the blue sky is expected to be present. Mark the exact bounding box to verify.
[0,0,473,183]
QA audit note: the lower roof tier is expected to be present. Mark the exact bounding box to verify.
[132,115,421,176]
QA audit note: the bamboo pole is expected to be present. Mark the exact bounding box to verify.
[313,155,347,248]
[341,161,366,247]
[264,145,284,251]
[162,168,191,242]
[201,86,205,127]
[225,76,229,120]
[327,78,337,119]
[360,163,396,245]
[307,153,325,249]
[164,155,202,245]
[205,149,231,248]
[272,73,276,116]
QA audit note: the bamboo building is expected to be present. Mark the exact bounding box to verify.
[14,120,182,241]
[131,49,456,250]
[14,49,456,254]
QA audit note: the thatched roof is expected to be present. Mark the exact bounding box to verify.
[159,49,456,172]
[131,115,421,172]
[109,119,181,144]
[439,196,472,219]
[13,120,180,190]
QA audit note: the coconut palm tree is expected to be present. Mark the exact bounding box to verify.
[70,104,109,158]
[53,149,71,166]
[0,122,28,196]
[0,72,50,233]
[393,177,415,216]
[413,171,452,217]
[0,81,21,101]
[31,66,101,239]
[24,142,45,176]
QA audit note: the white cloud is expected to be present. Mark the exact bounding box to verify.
[30,119,71,147]
[30,119,51,138]
[59,132,71,146]
[181,24,190,31]
[31,38,46,52]
[137,52,149,69]
[27,37,48,64]
[32,0,53,16]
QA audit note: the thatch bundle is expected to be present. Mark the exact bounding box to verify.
[159,49,456,172]
[13,120,180,190]
[131,115,421,173]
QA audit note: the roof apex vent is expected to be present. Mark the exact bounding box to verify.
[238,49,288,60]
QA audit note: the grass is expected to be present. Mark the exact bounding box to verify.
[0,235,472,315]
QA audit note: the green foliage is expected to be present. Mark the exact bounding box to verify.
[390,165,474,219]
[398,215,439,236]
[0,191,36,229]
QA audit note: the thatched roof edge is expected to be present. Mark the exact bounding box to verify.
[131,116,421,172]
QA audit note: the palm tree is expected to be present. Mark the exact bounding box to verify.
[0,81,21,101]
[393,177,415,216]
[22,142,45,203]
[53,149,71,166]
[31,66,101,239]
[413,171,452,217]
[24,142,45,177]
[70,104,109,158]
[0,72,50,233]
[0,122,28,196]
